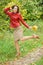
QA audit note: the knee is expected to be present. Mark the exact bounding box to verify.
[15,39,20,43]
[20,38,24,41]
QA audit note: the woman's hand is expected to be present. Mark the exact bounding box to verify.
[10,7,12,10]
[28,26,32,29]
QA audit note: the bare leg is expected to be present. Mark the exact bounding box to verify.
[20,35,39,41]
[15,40,20,56]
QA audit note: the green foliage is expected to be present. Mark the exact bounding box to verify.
[21,0,43,20]
[0,0,43,63]
[0,0,43,31]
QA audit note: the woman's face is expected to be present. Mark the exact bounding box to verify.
[13,6,18,13]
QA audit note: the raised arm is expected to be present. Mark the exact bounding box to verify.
[4,7,12,16]
[19,13,30,29]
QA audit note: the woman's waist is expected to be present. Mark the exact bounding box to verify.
[10,23,21,28]
[14,25,22,30]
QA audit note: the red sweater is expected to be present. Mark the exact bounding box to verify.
[4,7,29,28]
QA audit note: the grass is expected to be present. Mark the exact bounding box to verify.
[35,57,43,65]
[0,19,43,63]
[30,56,43,65]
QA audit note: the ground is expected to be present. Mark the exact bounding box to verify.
[0,19,43,65]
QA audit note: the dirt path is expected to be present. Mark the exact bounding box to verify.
[0,47,43,65]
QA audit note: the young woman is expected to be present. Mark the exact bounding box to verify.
[4,5,39,56]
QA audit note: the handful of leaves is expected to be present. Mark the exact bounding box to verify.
[32,25,38,31]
